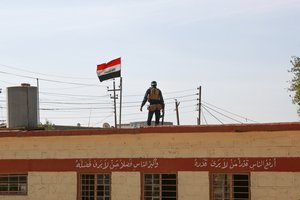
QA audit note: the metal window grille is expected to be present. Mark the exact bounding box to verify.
[211,173,250,200]
[143,173,177,200]
[79,173,111,200]
[0,174,27,195]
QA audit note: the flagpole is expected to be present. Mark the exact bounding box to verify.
[119,77,122,128]
[97,57,121,128]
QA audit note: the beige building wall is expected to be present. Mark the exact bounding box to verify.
[251,172,300,200]
[0,172,77,200]
[0,130,299,159]
[111,172,140,200]
[178,172,209,200]
[0,127,300,199]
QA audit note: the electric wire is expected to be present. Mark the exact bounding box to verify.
[202,104,243,124]
[122,93,196,104]
[0,80,15,84]
[122,88,195,97]
[164,94,196,100]
[40,85,99,90]
[202,105,224,124]
[0,69,257,126]
[40,92,109,98]
[201,109,208,125]
[0,70,106,87]
[202,100,257,123]
[0,63,94,80]
[41,107,113,110]
[40,101,112,105]
[179,110,196,114]
[164,88,196,94]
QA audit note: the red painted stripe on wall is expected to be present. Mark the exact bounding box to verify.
[1,157,300,173]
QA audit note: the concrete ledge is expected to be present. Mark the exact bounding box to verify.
[0,122,300,137]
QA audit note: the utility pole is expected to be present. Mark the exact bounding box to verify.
[0,88,2,124]
[107,78,122,128]
[108,79,118,128]
[36,78,40,125]
[175,99,180,125]
[119,77,122,128]
[197,86,202,125]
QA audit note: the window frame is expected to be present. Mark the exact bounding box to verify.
[210,172,251,200]
[141,172,178,200]
[77,173,111,200]
[0,173,28,196]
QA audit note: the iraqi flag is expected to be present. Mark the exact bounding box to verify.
[97,57,121,82]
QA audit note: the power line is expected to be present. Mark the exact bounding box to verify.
[122,88,196,98]
[0,80,15,85]
[202,106,224,124]
[40,101,112,105]
[164,94,196,100]
[180,99,197,103]
[202,104,243,124]
[201,109,208,125]
[0,63,94,80]
[164,88,196,95]
[122,96,196,105]
[41,107,113,110]
[39,115,115,119]
[0,70,106,87]
[40,85,99,90]
[40,91,109,98]
[1,78,258,126]
[202,100,257,123]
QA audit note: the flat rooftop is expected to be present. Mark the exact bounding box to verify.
[0,122,300,138]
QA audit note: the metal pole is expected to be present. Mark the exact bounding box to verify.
[119,77,122,128]
[113,79,117,128]
[36,78,40,125]
[197,86,202,125]
[0,88,2,124]
[175,99,180,125]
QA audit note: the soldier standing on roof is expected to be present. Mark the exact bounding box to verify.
[140,81,164,126]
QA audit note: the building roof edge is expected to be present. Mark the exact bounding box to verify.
[0,122,300,138]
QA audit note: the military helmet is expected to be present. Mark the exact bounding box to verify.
[151,81,157,87]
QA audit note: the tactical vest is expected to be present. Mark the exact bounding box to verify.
[148,88,160,101]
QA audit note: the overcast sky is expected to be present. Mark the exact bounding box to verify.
[0,0,300,127]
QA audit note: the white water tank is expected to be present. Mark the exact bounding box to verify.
[7,83,38,129]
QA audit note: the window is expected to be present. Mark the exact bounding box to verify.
[79,173,111,200]
[0,174,27,195]
[211,173,250,200]
[143,173,177,200]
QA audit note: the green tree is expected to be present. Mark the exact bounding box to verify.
[288,56,300,115]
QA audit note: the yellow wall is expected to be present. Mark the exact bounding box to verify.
[2,172,300,200]
[1,129,300,199]
[0,172,77,200]
[178,172,209,200]
[251,172,300,200]
[0,130,299,159]
[112,172,140,200]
